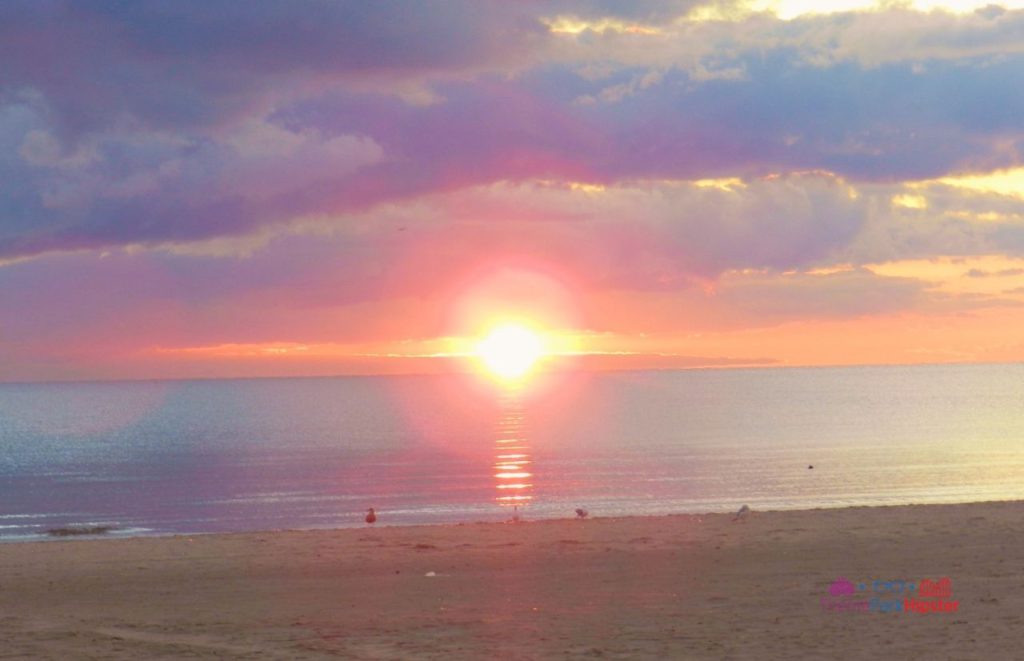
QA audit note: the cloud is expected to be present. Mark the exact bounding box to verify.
[836,180,1024,264]
[0,174,887,360]
[0,1,557,132]
[714,268,927,320]
[0,107,383,258]
[3,4,1024,262]
[6,2,1024,378]
[567,3,1024,68]
[358,173,869,282]
[8,171,1024,333]
[965,267,1024,277]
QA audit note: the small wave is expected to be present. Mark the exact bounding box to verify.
[0,523,43,530]
[0,512,93,520]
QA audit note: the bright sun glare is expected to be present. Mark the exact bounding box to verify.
[476,324,544,380]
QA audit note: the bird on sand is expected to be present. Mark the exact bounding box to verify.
[575,508,589,519]
[365,508,377,524]
[733,504,750,522]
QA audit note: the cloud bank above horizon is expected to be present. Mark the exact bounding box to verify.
[4,0,1024,380]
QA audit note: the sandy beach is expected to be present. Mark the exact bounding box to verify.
[1,500,1022,659]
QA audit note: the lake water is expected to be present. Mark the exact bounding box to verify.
[2,364,1023,541]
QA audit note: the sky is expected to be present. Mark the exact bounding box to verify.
[4,0,1024,381]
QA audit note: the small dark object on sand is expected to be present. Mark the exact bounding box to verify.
[808,465,814,469]
[575,508,589,519]
[733,504,751,522]
[365,508,377,524]
[47,525,116,537]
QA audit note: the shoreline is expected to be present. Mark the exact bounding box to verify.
[2,499,1022,658]
[5,495,1024,545]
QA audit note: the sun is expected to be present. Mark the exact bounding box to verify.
[476,324,544,380]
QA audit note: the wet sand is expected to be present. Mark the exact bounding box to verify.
[1,500,1022,659]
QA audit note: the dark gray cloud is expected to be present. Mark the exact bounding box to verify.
[965,267,1024,278]
[0,1,553,133]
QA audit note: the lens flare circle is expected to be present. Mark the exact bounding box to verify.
[476,324,544,380]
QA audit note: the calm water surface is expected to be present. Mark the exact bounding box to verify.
[2,364,1023,540]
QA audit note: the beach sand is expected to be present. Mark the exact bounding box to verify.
[1,500,1022,659]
